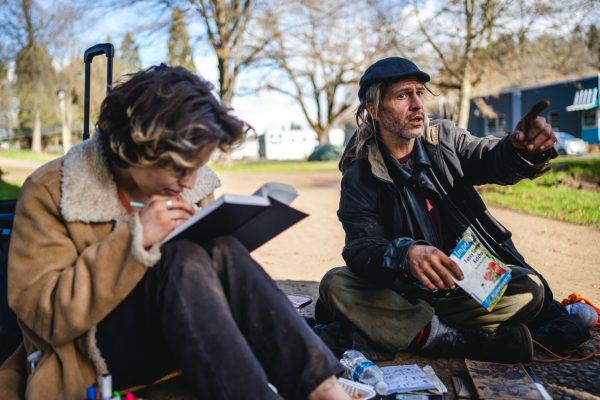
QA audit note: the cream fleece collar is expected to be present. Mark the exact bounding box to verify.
[60,133,221,225]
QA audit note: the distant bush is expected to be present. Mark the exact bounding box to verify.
[308,144,343,161]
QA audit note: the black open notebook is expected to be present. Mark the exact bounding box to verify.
[161,182,308,252]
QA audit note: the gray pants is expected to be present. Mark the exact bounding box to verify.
[318,266,545,352]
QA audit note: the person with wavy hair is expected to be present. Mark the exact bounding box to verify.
[0,64,349,400]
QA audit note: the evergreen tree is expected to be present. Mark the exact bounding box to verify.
[119,32,141,75]
[13,0,57,153]
[587,24,600,68]
[168,6,195,71]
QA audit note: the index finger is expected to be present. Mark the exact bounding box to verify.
[440,253,464,281]
[171,197,195,215]
[522,100,550,126]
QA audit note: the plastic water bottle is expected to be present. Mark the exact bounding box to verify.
[340,349,389,395]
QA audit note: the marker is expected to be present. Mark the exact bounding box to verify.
[101,373,112,400]
[129,201,201,213]
[86,386,96,400]
[129,201,145,209]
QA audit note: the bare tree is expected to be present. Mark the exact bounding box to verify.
[408,0,599,128]
[100,0,271,108]
[412,0,517,129]
[190,0,269,106]
[2,0,87,152]
[260,0,384,144]
[50,2,87,152]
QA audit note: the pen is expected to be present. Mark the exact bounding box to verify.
[130,201,201,212]
[129,201,145,209]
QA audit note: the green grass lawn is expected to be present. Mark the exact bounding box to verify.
[0,181,20,199]
[478,156,600,227]
[0,165,38,198]
[0,149,60,163]
[211,160,339,174]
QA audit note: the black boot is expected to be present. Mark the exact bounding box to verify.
[421,316,533,363]
[313,321,352,358]
[314,321,395,362]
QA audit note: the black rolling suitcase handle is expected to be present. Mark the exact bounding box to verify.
[83,43,114,140]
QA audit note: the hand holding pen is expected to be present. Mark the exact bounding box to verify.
[135,196,195,248]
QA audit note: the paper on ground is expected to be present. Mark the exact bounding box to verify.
[422,365,447,393]
[381,364,436,395]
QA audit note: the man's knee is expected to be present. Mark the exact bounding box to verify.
[319,267,347,296]
[506,270,545,320]
[317,267,355,322]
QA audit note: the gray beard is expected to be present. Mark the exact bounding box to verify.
[400,130,423,140]
[380,112,424,140]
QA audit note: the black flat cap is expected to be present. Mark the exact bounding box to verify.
[358,57,430,100]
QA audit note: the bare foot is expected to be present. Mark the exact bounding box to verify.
[308,376,351,400]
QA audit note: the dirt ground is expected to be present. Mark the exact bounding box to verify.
[3,159,598,300]
[3,161,599,398]
[217,171,600,304]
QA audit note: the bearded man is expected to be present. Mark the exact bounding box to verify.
[316,57,558,363]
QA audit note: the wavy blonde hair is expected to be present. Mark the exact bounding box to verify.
[96,64,248,177]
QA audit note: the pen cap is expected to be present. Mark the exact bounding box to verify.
[375,381,388,395]
[27,350,42,364]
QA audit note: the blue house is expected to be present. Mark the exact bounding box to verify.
[468,74,600,143]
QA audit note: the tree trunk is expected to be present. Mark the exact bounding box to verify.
[60,93,72,154]
[216,62,234,165]
[457,63,472,129]
[317,128,329,145]
[31,107,42,153]
[220,83,234,108]
[65,93,73,150]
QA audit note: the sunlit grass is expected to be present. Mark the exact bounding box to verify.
[210,160,339,174]
[0,149,59,163]
[0,181,20,199]
[479,156,600,227]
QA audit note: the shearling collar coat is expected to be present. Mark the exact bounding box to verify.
[0,134,220,399]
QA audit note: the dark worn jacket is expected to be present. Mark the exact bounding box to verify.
[338,119,556,306]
